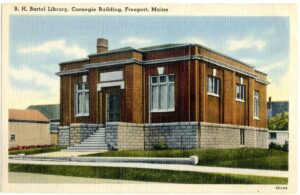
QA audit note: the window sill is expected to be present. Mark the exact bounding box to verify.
[150,109,175,113]
[75,114,89,117]
[254,117,260,120]
[207,93,220,97]
[236,99,245,103]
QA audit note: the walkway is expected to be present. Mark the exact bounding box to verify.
[32,150,103,157]
[9,172,149,184]
[9,159,288,178]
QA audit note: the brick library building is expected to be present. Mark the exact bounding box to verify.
[57,38,269,151]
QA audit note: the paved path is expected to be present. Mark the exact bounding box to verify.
[9,172,149,184]
[32,150,104,157]
[9,159,288,178]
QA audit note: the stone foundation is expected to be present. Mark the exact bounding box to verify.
[58,122,268,149]
[199,122,268,149]
[144,122,199,149]
[58,126,69,146]
[105,122,144,150]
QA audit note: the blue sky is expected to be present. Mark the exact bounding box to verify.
[9,16,289,108]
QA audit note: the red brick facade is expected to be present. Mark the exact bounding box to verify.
[57,39,268,128]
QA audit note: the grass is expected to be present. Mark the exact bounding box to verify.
[83,148,288,171]
[9,164,288,184]
[9,146,66,155]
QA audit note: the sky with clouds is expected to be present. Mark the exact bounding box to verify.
[9,16,289,109]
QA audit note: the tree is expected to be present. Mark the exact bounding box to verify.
[267,112,289,130]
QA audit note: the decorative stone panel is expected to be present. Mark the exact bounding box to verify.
[144,122,199,150]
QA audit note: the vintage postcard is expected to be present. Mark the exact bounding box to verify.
[1,3,298,194]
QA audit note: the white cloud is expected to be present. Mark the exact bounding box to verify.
[120,37,153,47]
[227,36,266,51]
[182,36,207,45]
[9,66,59,109]
[240,58,259,66]
[18,39,88,58]
[256,59,288,73]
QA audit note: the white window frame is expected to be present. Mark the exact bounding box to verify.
[236,84,245,102]
[75,82,89,117]
[150,74,175,112]
[207,75,220,97]
[254,90,260,119]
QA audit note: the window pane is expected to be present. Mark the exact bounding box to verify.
[151,76,158,84]
[151,86,158,110]
[85,83,89,90]
[236,85,239,98]
[160,75,166,83]
[208,77,213,93]
[85,92,89,114]
[241,86,244,100]
[214,78,219,94]
[78,84,82,90]
[169,75,175,82]
[168,84,175,109]
[159,85,168,109]
[78,93,82,114]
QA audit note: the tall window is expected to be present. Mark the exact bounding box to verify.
[207,76,220,96]
[254,90,260,119]
[76,83,89,116]
[150,74,175,112]
[236,84,245,101]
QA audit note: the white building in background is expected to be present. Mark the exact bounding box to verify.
[269,130,289,145]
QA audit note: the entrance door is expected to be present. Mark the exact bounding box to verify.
[107,93,121,122]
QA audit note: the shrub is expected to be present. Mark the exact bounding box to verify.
[153,140,168,150]
[269,141,289,152]
[9,144,55,151]
[282,141,289,152]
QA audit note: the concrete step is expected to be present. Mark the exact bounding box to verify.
[81,138,105,143]
[85,136,105,140]
[81,141,106,144]
[74,143,107,147]
[67,146,108,151]
[91,134,105,136]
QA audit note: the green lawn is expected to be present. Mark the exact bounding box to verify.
[84,148,288,171]
[9,164,287,184]
[9,146,66,155]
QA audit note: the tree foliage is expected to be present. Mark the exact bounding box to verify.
[267,112,289,130]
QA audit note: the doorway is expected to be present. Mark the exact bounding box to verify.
[107,93,121,122]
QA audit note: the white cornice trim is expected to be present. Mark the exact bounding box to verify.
[97,81,125,91]
[255,78,270,85]
[57,55,269,84]
[56,68,88,76]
